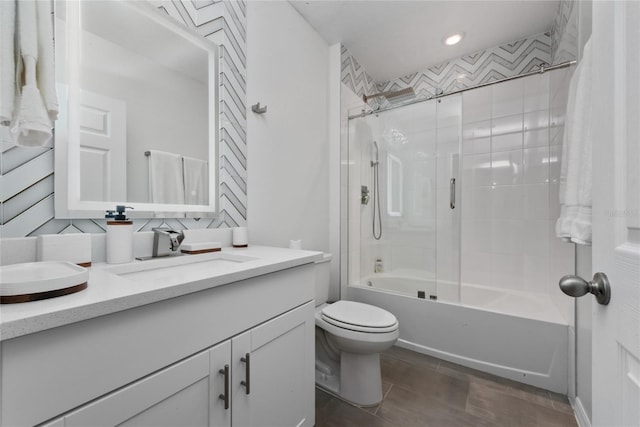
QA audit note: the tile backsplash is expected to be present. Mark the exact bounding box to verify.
[0,228,233,266]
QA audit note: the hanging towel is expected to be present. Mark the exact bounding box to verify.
[8,0,58,147]
[182,156,209,205]
[35,0,57,120]
[148,150,186,205]
[556,38,593,245]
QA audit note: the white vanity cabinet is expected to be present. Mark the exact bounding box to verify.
[1,263,316,427]
[44,344,227,427]
[231,301,314,427]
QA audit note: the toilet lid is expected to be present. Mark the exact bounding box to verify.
[321,301,398,332]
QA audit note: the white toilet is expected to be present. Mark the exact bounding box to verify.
[314,254,399,406]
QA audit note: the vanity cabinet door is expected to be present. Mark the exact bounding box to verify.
[60,346,228,427]
[232,301,315,427]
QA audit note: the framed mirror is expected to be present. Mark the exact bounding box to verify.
[54,0,219,218]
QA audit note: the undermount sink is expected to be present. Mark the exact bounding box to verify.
[0,261,89,302]
[104,251,258,284]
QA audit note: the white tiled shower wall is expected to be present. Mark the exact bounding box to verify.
[461,71,574,321]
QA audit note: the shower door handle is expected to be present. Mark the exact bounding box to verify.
[559,272,611,305]
[450,178,456,209]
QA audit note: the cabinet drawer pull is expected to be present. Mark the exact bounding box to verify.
[218,364,230,409]
[240,353,250,395]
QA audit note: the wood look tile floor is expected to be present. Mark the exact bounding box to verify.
[315,346,577,427]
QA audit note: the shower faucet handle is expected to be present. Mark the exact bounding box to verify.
[361,185,370,205]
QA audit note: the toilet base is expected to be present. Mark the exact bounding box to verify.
[314,346,384,407]
[339,351,383,407]
[315,356,340,395]
[315,370,340,395]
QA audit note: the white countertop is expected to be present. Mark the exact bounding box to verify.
[0,246,323,341]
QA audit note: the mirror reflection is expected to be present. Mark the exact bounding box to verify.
[55,0,217,217]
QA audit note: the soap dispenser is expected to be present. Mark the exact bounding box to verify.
[105,205,134,264]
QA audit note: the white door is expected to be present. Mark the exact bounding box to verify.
[591,1,640,425]
[78,90,127,202]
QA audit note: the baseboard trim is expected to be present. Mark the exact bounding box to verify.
[571,396,591,427]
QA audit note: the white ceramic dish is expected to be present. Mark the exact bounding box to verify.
[0,261,89,296]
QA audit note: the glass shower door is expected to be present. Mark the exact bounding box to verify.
[348,95,461,303]
[434,94,462,303]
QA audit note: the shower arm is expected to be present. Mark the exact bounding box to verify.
[363,87,415,104]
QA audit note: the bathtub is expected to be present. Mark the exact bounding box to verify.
[349,272,569,393]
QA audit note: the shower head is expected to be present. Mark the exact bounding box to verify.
[371,141,379,166]
[363,87,416,104]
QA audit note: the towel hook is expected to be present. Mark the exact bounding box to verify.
[251,102,267,114]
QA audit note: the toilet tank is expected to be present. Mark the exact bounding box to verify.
[314,253,332,306]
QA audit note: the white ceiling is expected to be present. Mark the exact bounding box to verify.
[289,0,559,83]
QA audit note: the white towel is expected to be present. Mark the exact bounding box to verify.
[182,156,208,205]
[556,38,593,245]
[148,150,186,205]
[7,0,58,147]
[11,56,53,147]
[36,0,58,121]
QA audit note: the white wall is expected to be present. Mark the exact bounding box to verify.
[328,44,342,301]
[460,72,574,321]
[246,1,330,252]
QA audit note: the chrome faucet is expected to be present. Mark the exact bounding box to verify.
[152,227,185,257]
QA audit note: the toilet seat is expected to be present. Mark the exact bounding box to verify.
[321,301,398,333]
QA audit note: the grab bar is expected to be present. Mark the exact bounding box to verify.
[450,178,456,209]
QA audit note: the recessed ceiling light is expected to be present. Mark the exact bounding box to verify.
[444,33,464,46]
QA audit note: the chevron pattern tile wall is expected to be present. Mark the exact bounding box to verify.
[341,45,376,99]
[0,0,246,238]
[551,0,578,64]
[375,32,552,100]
